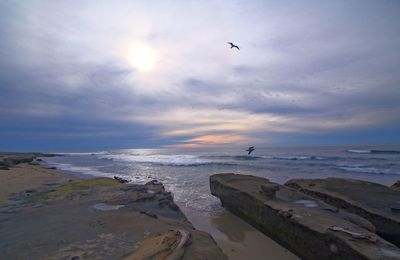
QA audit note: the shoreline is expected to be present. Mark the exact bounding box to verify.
[5,151,398,259]
[35,153,300,259]
[0,153,227,259]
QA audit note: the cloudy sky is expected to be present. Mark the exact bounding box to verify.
[1,0,399,151]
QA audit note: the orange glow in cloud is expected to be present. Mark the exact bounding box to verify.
[164,134,256,148]
[162,143,205,148]
[187,135,248,144]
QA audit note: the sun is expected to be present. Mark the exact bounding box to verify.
[127,43,157,72]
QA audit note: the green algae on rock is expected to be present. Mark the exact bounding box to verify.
[0,158,227,259]
[24,177,121,204]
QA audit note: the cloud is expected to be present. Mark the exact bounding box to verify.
[0,1,399,150]
[187,134,256,145]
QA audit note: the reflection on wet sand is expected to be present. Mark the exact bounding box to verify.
[211,210,249,242]
[179,204,299,260]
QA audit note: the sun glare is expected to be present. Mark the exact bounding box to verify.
[127,43,157,72]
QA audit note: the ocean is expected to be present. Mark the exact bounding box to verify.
[41,145,400,259]
[42,145,400,214]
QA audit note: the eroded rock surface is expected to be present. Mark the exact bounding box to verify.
[285,178,400,246]
[0,152,57,167]
[210,173,400,260]
[391,181,400,191]
[0,154,227,260]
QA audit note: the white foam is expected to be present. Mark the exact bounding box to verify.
[57,151,109,156]
[347,149,371,154]
[45,162,110,177]
[268,156,322,160]
[336,164,395,175]
[97,153,216,166]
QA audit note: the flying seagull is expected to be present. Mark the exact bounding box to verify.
[246,146,255,155]
[228,42,240,50]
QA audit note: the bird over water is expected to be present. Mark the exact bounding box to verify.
[228,42,240,50]
[246,146,255,155]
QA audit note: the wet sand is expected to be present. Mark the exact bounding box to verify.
[179,205,299,260]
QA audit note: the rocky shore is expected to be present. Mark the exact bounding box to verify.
[210,173,400,260]
[0,152,55,170]
[286,178,400,246]
[4,151,400,260]
[0,153,227,259]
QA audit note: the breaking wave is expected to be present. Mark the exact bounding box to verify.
[335,164,397,175]
[96,154,235,167]
[268,156,327,161]
[347,149,400,155]
[95,153,331,166]
[201,155,328,161]
[44,162,111,177]
[57,151,110,156]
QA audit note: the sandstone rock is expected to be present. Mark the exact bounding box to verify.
[122,229,190,260]
[1,175,227,259]
[285,178,400,246]
[114,176,129,183]
[140,210,158,219]
[211,173,400,260]
[0,153,58,168]
[260,183,280,197]
[391,181,400,191]
[28,161,40,166]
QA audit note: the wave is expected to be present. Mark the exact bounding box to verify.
[346,149,371,154]
[232,155,264,160]
[347,149,400,155]
[268,156,327,161]
[335,164,397,175]
[97,153,329,166]
[370,150,400,154]
[44,162,111,177]
[201,155,327,161]
[96,154,236,167]
[200,155,264,160]
[57,151,109,156]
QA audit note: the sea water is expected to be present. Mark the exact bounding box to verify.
[42,145,400,259]
[43,145,400,213]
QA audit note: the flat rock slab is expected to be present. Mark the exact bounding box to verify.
[0,176,227,260]
[285,177,400,246]
[210,173,400,260]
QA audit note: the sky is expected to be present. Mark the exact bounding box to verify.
[0,0,400,151]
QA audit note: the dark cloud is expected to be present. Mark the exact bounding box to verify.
[0,0,399,150]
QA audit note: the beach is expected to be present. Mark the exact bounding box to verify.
[0,153,227,259]
[0,152,298,259]
[1,147,400,259]
[40,146,400,257]
[0,153,298,260]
